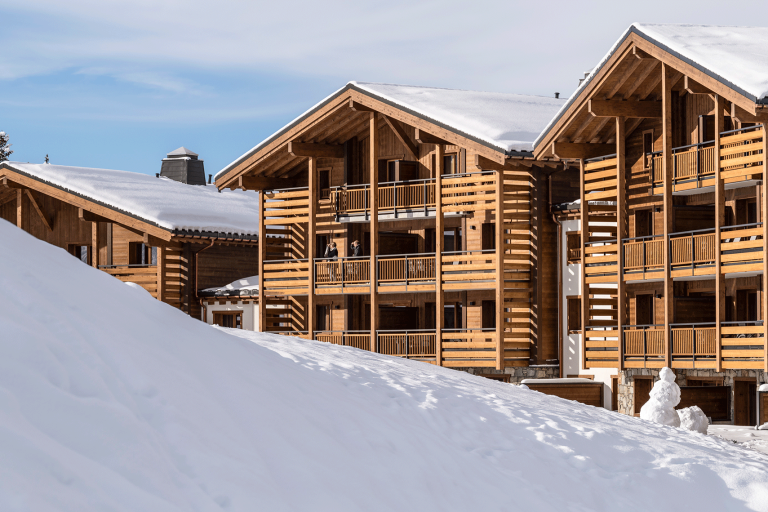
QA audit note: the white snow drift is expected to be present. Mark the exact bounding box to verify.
[2,218,768,512]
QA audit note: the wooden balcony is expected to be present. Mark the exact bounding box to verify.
[377,253,436,293]
[623,325,665,368]
[720,223,764,274]
[263,258,309,296]
[314,257,371,294]
[314,331,371,350]
[671,323,716,368]
[650,125,765,194]
[669,229,716,277]
[721,321,765,369]
[622,235,664,280]
[377,330,437,360]
[441,329,499,368]
[100,264,159,297]
[584,240,619,284]
[442,250,497,291]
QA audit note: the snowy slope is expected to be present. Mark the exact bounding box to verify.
[2,218,768,512]
[2,162,259,235]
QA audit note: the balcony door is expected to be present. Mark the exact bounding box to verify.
[636,294,654,326]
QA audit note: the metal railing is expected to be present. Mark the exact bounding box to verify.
[330,178,436,217]
[670,323,717,360]
[622,234,664,272]
[622,324,665,361]
[376,252,436,289]
[669,228,716,269]
[314,256,370,289]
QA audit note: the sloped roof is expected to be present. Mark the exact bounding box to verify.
[216,81,565,180]
[167,146,198,157]
[534,23,768,150]
[2,162,259,237]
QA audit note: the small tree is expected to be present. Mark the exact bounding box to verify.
[0,131,12,162]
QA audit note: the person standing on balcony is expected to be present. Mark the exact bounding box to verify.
[351,240,362,257]
[325,242,338,282]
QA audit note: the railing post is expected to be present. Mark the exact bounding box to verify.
[405,254,409,292]
[406,331,409,359]
[393,182,398,218]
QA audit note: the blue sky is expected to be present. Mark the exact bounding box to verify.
[2,0,767,177]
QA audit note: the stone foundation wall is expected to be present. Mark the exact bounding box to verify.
[618,368,768,420]
[464,365,559,384]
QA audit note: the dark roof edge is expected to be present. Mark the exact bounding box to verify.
[216,83,512,184]
[533,25,760,151]
[0,162,258,241]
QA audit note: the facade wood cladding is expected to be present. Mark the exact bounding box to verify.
[0,170,258,318]
[218,86,562,370]
[539,32,768,374]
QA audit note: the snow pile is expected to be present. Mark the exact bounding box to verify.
[678,406,709,434]
[1,162,260,235]
[640,367,681,427]
[202,275,259,294]
[3,219,768,511]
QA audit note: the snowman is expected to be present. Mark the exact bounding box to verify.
[640,367,681,427]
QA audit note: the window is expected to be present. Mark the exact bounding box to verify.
[316,305,330,331]
[68,244,90,264]
[319,169,330,200]
[482,301,496,329]
[482,223,496,251]
[567,296,581,333]
[642,130,654,170]
[443,154,457,175]
[129,243,157,265]
[566,232,581,264]
[213,311,242,329]
[635,210,653,238]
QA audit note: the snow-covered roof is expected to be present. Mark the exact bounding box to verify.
[2,162,259,237]
[534,23,768,150]
[217,81,565,180]
[201,275,259,296]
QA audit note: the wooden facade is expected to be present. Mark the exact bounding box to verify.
[536,30,768,376]
[216,84,562,370]
[0,164,259,317]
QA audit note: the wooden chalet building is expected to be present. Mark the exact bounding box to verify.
[535,24,768,422]
[0,148,259,319]
[215,81,565,378]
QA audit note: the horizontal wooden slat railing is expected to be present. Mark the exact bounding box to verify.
[622,324,665,368]
[720,321,765,370]
[720,125,765,180]
[670,323,717,369]
[100,265,159,297]
[263,187,310,225]
[314,257,370,291]
[377,253,436,292]
[440,328,497,368]
[441,250,497,291]
[377,330,436,360]
[720,222,764,273]
[315,331,371,350]
[441,171,498,214]
[622,235,664,279]
[330,179,436,215]
[263,258,309,296]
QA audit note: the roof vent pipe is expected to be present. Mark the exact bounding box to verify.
[554,92,560,99]
[208,174,212,184]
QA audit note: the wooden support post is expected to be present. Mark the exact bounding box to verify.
[258,191,266,333]
[662,63,674,368]
[763,124,768,372]
[580,159,587,371]
[308,156,317,340]
[435,144,444,366]
[369,112,379,352]
[616,117,626,370]
[157,245,164,303]
[16,188,23,229]
[714,95,725,373]
[91,221,99,268]
[495,168,504,370]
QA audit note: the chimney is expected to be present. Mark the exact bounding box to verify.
[578,71,591,87]
[160,147,206,185]
[554,92,560,99]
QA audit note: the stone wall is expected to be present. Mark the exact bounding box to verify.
[464,365,559,384]
[618,368,768,420]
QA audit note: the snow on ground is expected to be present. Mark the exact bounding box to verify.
[710,426,768,456]
[2,217,768,511]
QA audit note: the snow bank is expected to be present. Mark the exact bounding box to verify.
[2,162,260,235]
[2,218,768,511]
[678,406,709,434]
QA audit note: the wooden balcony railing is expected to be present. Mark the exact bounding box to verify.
[622,235,664,279]
[263,258,309,295]
[377,253,436,291]
[721,321,765,369]
[673,141,716,185]
[100,264,159,297]
[720,223,764,273]
[442,250,497,291]
[314,257,370,291]
[441,328,498,367]
[649,150,664,184]
[377,330,436,359]
[315,331,371,350]
[623,325,665,367]
[670,323,717,364]
[584,239,619,284]
[669,229,716,277]
[330,179,436,216]
[720,125,765,180]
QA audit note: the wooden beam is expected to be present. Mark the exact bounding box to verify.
[764,127,768,372]
[78,208,111,224]
[616,116,626,371]
[91,221,100,268]
[144,233,171,247]
[588,99,661,118]
[25,190,52,232]
[156,245,164,303]
[349,99,375,112]
[238,176,297,191]
[382,115,418,159]
[579,159,587,371]
[0,190,16,208]
[495,167,503,371]
[435,143,444,367]
[258,191,266,333]
[415,128,451,145]
[16,189,23,229]
[633,46,653,60]
[551,142,615,160]
[603,57,644,99]
[474,154,504,171]
[307,156,316,340]
[731,103,768,125]
[662,63,674,369]
[684,76,711,95]
[1,176,23,189]
[369,112,379,353]
[288,141,344,159]
[714,94,725,373]
[623,61,659,100]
